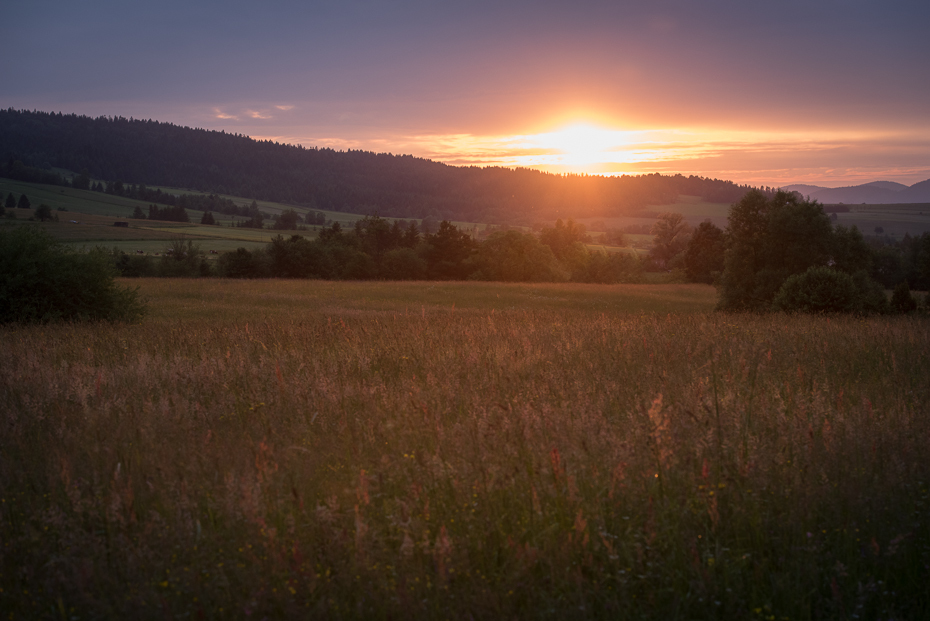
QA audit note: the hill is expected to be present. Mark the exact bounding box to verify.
[0,109,757,224]
[783,178,930,204]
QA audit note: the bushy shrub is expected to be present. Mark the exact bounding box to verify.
[0,227,146,323]
[773,266,858,314]
[381,247,427,280]
[574,250,644,284]
[890,282,918,314]
[851,270,890,315]
[470,230,567,282]
[105,248,157,277]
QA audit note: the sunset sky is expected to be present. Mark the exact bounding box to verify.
[3,0,929,187]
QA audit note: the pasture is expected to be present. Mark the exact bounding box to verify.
[1,279,928,619]
[833,203,930,240]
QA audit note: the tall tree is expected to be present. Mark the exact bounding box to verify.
[649,212,692,269]
[719,190,836,310]
[424,221,477,280]
[683,220,725,283]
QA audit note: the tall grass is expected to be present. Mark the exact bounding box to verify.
[1,280,928,619]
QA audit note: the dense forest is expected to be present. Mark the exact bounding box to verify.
[0,109,757,224]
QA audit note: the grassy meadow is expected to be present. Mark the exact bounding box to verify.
[1,280,929,619]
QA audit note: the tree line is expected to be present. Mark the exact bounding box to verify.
[108,217,644,284]
[2,109,762,224]
[103,195,930,315]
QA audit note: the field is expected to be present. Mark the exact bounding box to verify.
[834,204,930,240]
[577,195,733,233]
[0,179,477,257]
[1,280,928,619]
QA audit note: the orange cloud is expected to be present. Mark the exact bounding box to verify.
[213,108,238,120]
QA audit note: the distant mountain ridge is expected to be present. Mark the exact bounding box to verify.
[783,179,930,204]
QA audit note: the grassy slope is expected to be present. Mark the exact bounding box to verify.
[1,279,928,619]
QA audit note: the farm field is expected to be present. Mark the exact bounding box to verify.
[833,203,930,240]
[0,210,279,256]
[0,178,486,252]
[1,279,928,619]
[577,195,733,233]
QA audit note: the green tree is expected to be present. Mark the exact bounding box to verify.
[273,209,300,230]
[159,239,208,277]
[380,247,427,280]
[72,170,91,190]
[890,281,917,314]
[17,194,31,209]
[201,211,216,225]
[601,228,626,247]
[539,219,586,260]
[245,201,263,228]
[683,220,725,284]
[470,230,566,282]
[353,216,395,261]
[35,204,53,222]
[424,221,477,280]
[573,250,643,284]
[218,247,264,278]
[831,225,872,274]
[132,206,146,219]
[649,212,692,269]
[401,221,421,248]
[719,190,833,310]
[4,193,15,209]
[0,227,145,323]
[773,266,859,314]
[539,219,589,277]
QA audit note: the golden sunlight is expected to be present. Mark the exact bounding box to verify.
[507,122,646,174]
[531,123,629,165]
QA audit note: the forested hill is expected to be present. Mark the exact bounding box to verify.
[0,109,754,223]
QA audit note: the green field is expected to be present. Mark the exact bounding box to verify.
[834,203,930,239]
[0,179,495,256]
[7,178,930,265]
[578,195,733,234]
[1,279,928,619]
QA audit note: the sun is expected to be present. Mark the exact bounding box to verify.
[540,124,622,164]
[515,122,640,172]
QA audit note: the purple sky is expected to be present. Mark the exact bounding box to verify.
[3,0,929,186]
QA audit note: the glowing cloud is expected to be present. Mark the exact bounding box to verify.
[213,108,238,120]
[275,105,294,111]
[288,123,930,186]
[247,109,272,119]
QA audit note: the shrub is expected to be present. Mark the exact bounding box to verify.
[851,270,890,315]
[773,266,858,313]
[217,247,263,278]
[0,227,146,323]
[381,247,427,280]
[34,204,53,222]
[574,250,643,284]
[890,281,918,314]
[470,230,567,282]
